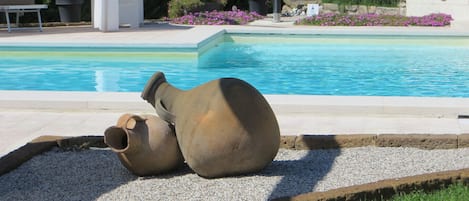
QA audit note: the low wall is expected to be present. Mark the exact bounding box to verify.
[282,3,404,16]
[406,0,469,20]
[283,0,469,21]
[321,3,405,15]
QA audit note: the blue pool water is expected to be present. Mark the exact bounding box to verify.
[1,34,469,97]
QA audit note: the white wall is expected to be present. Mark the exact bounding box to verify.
[92,0,144,31]
[93,0,120,31]
[119,0,144,28]
[406,0,469,21]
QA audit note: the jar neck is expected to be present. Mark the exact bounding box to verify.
[141,72,182,123]
[154,82,182,113]
[141,72,167,107]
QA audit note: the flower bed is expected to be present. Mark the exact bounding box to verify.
[170,10,264,25]
[295,13,453,26]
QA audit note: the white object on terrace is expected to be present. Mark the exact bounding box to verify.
[0,4,48,32]
[306,4,319,17]
[93,0,119,32]
[92,0,143,32]
[119,0,144,28]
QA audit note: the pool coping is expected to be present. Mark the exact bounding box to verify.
[2,28,468,71]
[2,90,469,118]
[1,24,469,49]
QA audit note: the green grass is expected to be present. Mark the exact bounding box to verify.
[388,182,469,201]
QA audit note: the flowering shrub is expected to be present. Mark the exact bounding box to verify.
[168,0,204,18]
[170,10,264,25]
[295,13,453,26]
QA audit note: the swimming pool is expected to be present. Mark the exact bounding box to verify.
[1,34,469,97]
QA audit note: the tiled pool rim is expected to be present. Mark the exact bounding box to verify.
[1,24,469,49]
[2,91,469,119]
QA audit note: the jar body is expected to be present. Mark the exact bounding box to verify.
[104,114,184,176]
[142,72,280,178]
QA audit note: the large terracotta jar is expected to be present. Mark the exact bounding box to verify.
[141,72,280,178]
[104,113,184,176]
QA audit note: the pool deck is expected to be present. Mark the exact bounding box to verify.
[1,18,469,47]
[1,18,469,157]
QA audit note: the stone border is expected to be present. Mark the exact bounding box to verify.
[1,134,468,200]
[281,134,469,150]
[273,168,469,201]
[0,135,105,176]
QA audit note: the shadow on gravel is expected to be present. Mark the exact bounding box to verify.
[141,164,195,180]
[267,140,341,200]
[0,148,137,200]
[0,137,341,200]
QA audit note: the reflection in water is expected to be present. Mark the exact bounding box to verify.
[95,70,121,92]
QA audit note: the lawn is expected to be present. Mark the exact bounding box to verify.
[388,182,468,201]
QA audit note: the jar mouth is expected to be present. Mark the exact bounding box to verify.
[104,126,129,152]
[141,71,167,106]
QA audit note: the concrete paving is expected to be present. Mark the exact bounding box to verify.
[1,18,469,157]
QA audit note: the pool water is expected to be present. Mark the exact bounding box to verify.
[1,34,469,97]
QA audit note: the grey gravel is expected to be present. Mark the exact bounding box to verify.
[0,147,468,201]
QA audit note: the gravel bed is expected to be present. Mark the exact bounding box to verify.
[0,147,468,200]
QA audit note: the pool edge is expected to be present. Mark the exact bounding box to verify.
[2,90,469,118]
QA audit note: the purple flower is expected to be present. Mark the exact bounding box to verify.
[170,10,263,25]
[294,13,452,27]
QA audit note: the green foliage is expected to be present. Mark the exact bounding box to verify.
[322,0,401,7]
[145,0,170,19]
[390,182,469,201]
[168,0,204,18]
[225,0,250,12]
[168,0,228,18]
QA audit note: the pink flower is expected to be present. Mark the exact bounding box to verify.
[293,13,452,27]
[170,10,263,25]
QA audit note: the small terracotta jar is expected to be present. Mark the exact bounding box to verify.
[141,71,280,178]
[104,113,184,176]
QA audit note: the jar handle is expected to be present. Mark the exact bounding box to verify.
[125,115,146,130]
[155,98,176,123]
